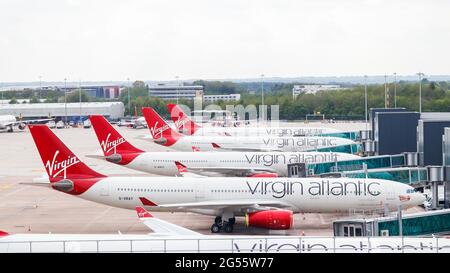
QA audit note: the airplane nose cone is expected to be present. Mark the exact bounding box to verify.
[419,193,427,203]
[414,193,427,205]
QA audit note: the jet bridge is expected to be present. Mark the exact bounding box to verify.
[314,143,362,155]
[320,131,359,141]
[333,209,450,237]
[338,167,428,185]
[307,154,406,176]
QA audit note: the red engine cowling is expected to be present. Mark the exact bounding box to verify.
[247,173,278,178]
[245,210,293,230]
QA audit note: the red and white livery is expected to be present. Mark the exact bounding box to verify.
[143,107,356,153]
[167,104,343,137]
[28,124,425,233]
[89,115,360,177]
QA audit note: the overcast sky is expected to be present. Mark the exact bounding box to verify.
[0,0,449,82]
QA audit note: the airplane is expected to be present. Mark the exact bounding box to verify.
[88,115,360,177]
[27,124,425,233]
[167,104,345,137]
[142,107,357,153]
[0,115,52,132]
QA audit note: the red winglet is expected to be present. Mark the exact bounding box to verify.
[135,206,152,218]
[139,197,158,206]
[212,142,221,149]
[175,161,187,173]
[0,231,9,237]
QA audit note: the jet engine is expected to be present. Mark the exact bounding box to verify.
[18,123,26,130]
[245,210,293,230]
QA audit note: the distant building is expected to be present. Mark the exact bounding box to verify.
[149,84,204,100]
[65,86,121,99]
[0,99,46,104]
[292,84,342,98]
[203,94,241,103]
[0,102,125,120]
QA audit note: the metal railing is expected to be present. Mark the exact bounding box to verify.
[1,236,450,253]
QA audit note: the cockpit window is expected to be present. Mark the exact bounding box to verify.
[406,189,416,193]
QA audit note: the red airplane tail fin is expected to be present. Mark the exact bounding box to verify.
[166,104,200,135]
[28,125,105,182]
[89,115,143,156]
[142,107,182,146]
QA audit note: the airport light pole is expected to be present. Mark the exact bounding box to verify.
[175,75,179,105]
[261,74,264,121]
[384,75,387,108]
[64,78,67,125]
[393,72,397,108]
[79,79,82,124]
[417,72,424,113]
[127,78,131,116]
[38,75,42,101]
[364,75,368,130]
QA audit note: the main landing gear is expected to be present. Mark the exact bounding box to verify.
[210,216,236,233]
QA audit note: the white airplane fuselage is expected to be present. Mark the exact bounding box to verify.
[120,151,360,176]
[73,177,423,216]
[187,126,343,137]
[162,136,356,152]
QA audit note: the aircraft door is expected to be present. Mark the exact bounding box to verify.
[100,182,110,196]
[196,184,206,201]
[287,163,306,178]
[386,190,396,207]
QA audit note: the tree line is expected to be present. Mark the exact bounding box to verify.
[3,79,449,120]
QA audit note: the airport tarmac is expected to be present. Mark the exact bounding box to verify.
[0,122,422,236]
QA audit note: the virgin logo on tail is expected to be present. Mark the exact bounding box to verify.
[174,115,189,129]
[44,150,80,178]
[150,121,171,139]
[100,133,126,153]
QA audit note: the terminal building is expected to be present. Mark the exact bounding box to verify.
[64,86,122,99]
[148,84,204,100]
[0,102,125,120]
[203,94,241,103]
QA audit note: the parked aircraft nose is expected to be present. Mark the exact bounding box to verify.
[412,192,427,206]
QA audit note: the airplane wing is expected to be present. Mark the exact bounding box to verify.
[174,161,206,178]
[142,198,295,212]
[135,207,200,236]
[8,118,53,126]
[174,161,277,177]
[211,143,283,152]
[185,166,278,177]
